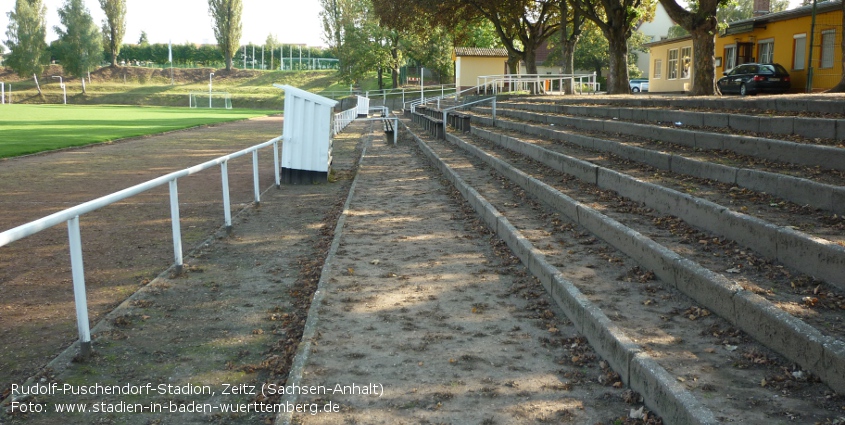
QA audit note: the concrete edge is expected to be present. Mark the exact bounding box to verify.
[481,105,845,172]
[469,122,845,291]
[444,127,845,394]
[274,128,372,425]
[479,111,842,214]
[405,123,719,424]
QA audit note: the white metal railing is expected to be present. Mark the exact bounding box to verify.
[477,73,598,95]
[334,106,357,134]
[367,84,456,105]
[0,137,283,355]
[1,82,9,104]
[442,96,497,128]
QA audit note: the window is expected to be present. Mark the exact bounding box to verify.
[821,29,836,69]
[653,59,662,79]
[680,46,692,79]
[668,49,679,79]
[758,39,774,63]
[793,34,806,70]
[724,45,737,71]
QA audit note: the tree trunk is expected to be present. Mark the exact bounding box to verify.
[391,47,400,88]
[605,28,629,94]
[377,67,384,90]
[690,27,716,95]
[225,53,233,71]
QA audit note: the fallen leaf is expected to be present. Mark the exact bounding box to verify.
[629,406,645,419]
[726,268,741,274]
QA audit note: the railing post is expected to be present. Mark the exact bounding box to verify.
[273,140,281,188]
[393,118,398,145]
[220,161,232,231]
[168,180,183,274]
[252,151,260,204]
[492,98,497,121]
[67,215,92,357]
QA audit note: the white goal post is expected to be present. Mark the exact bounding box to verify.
[189,91,233,109]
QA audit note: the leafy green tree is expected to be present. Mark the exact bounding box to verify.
[208,0,242,70]
[138,31,148,45]
[4,0,49,78]
[265,33,279,69]
[573,0,656,94]
[53,0,102,81]
[717,0,788,25]
[99,0,125,67]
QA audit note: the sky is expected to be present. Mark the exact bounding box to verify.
[0,0,327,48]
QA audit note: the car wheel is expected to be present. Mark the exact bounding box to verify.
[632,87,640,93]
[740,83,748,96]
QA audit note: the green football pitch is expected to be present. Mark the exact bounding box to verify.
[0,104,271,158]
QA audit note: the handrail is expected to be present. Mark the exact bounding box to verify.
[0,135,283,355]
[442,97,497,131]
[477,73,598,95]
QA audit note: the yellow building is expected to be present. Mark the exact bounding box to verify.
[716,0,842,91]
[644,0,843,93]
[453,47,510,91]
[643,35,695,93]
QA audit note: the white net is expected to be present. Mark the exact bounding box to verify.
[189,92,233,109]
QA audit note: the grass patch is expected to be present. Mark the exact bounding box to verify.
[0,104,269,158]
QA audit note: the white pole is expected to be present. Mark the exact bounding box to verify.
[299,45,302,69]
[252,45,255,69]
[67,216,92,356]
[221,161,232,230]
[1,82,4,104]
[243,45,247,68]
[53,76,66,104]
[7,84,11,104]
[252,151,260,204]
[168,180,183,273]
[209,72,214,108]
[420,67,424,103]
[261,46,265,70]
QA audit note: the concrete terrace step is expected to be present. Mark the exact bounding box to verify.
[499,99,845,141]
[474,105,845,172]
[470,113,845,215]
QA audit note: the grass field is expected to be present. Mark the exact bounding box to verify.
[0,104,271,158]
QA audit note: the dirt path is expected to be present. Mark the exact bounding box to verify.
[0,117,282,402]
[278,125,647,424]
[0,119,364,424]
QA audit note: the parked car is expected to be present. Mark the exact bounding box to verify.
[630,78,649,93]
[717,63,791,96]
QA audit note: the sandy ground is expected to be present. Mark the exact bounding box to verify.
[281,125,647,424]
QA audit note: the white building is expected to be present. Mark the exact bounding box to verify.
[635,3,676,76]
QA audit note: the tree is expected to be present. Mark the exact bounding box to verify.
[658,0,727,95]
[54,0,102,81]
[3,0,49,78]
[208,0,242,71]
[99,0,126,67]
[717,0,789,24]
[573,0,656,94]
[138,31,148,45]
[559,0,587,94]
[265,33,279,69]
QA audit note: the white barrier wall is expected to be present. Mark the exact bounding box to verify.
[275,84,339,184]
[356,95,370,118]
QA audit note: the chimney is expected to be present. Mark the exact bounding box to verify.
[753,0,771,16]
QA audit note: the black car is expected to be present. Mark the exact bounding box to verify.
[717,63,791,96]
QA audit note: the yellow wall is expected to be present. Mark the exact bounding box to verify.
[456,56,509,89]
[648,38,695,93]
[715,9,843,91]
